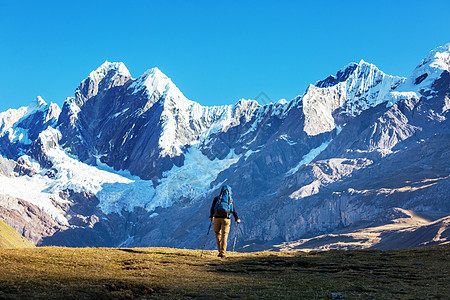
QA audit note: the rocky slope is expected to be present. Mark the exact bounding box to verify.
[0,44,449,250]
[273,209,450,251]
[0,217,34,248]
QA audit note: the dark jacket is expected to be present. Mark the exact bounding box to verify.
[210,196,239,220]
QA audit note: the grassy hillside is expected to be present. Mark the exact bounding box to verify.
[0,245,449,299]
[0,218,34,249]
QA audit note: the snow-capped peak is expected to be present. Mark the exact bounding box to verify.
[301,60,405,136]
[277,99,288,105]
[315,59,399,90]
[87,61,131,82]
[235,98,260,110]
[0,97,61,147]
[26,96,51,115]
[24,96,60,118]
[315,62,358,88]
[75,61,132,101]
[128,67,186,101]
[0,106,28,135]
[147,67,165,77]
[420,43,450,72]
[387,43,450,106]
[33,96,47,107]
[0,97,49,134]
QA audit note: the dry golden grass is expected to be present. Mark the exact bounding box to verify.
[0,219,34,249]
[0,244,449,299]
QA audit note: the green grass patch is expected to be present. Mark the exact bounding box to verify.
[0,244,449,299]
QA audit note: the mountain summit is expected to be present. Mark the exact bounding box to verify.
[299,59,405,136]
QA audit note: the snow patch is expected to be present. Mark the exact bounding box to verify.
[0,166,70,224]
[280,134,297,146]
[243,148,261,161]
[0,140,242,220]
[5,127,32,144]
[111,108,129,118]
[287,139,332,175]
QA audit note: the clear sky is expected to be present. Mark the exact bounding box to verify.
[0,0,449,112]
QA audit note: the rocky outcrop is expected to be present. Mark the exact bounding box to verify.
[0,194,62,245]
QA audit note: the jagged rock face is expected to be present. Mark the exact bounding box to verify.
[57,64,237,179]
[57,62,133,165]
[77,62,132,102]
[316,63,358,88]
[206,106,336,201]
[198,60,404,199]
[318,69,450,160]
[300,61,405,136]
[0,188,155,247]
[0,194,61,245]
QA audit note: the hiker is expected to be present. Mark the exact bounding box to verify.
[210,185,240,258]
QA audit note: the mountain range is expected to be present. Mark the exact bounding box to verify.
[0,44,449,251]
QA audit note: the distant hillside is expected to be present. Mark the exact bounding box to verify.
[0,218,34,248]
[273,209,450,252]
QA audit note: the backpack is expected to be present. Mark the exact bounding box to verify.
[214,185,233,218]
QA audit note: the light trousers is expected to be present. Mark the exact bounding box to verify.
[213,217,231,256]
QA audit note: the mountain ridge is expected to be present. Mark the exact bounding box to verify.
[0,43,449,250]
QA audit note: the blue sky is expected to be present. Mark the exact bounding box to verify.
[0,0,449,112]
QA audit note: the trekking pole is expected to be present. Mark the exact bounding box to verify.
[232,222,239,256]
[200,220,213,257]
